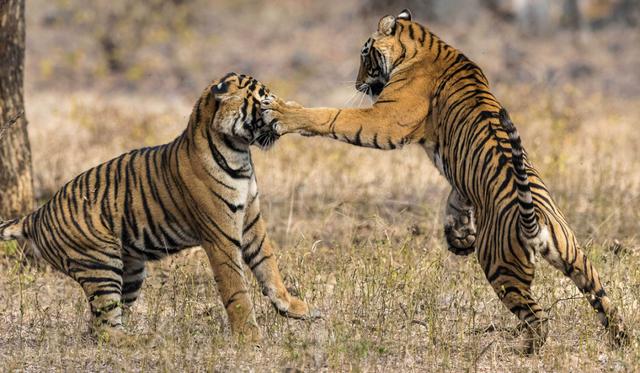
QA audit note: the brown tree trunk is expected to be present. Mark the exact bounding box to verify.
[0,0,34,220]
[562,0,581,30]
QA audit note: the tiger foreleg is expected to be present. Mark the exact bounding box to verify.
[202,241,262,343]
[444,189,476,256]
[261,95,428,149]
[242,234,318,320]
[241,194,319,320]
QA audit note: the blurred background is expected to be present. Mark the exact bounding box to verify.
[25,0,640,196]
[24,0,640,237]
[2,1,639,370]
[26,0,640,98]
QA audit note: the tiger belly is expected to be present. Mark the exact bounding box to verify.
[119,220,201,261]
[422,141,445,176]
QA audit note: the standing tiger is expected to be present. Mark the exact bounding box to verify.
[262,10,628,353]
[0,73,315,343]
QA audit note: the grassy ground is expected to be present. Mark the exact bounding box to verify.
[1,87,639,371]
[1,1,639,371]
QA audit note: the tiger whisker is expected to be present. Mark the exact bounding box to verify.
[343,90,359,107]
[357,90,367,108]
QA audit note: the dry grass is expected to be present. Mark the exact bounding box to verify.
[1,0,639,371]
[1,86,639,372]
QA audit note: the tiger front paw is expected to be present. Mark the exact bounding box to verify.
[272,294,322,320]
[233,323,263,345]
[260,96,304,135]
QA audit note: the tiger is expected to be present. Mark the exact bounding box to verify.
[261,9,628,353]
[0,72,316,343]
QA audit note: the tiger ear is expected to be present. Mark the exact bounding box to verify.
[397,9,412,21]
[378,15,397,36]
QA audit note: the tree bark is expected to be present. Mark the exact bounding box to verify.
[562,0,581,30]
[0,0,34,220]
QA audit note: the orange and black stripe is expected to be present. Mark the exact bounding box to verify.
[2,73,312,339]
[262,9,627,353]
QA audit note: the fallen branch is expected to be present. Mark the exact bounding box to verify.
[411,319,428,328]
[544,295,586,313]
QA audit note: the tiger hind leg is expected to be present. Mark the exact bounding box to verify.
[540,234,628,347]
[478,238,548,354]
[121,255,146,324]
[490,273,549,354]
[121,255,146,307]
[444,189,476,256]
[71,256,126,344]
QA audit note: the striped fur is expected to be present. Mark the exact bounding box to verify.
[500,108,540,240]
[262,10,628,353]
[0,73,313,343]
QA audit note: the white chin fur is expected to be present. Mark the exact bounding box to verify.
[3,224,23,240]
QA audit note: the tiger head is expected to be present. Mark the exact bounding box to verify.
[208,72,279,149]
[356,9,415,99]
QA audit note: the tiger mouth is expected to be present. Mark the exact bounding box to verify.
[251,128,280,150]
[369,81,385,96]
[356,80,386,97]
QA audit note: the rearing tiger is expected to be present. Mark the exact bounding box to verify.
[262,10,628,353]
[0,73,315,343]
